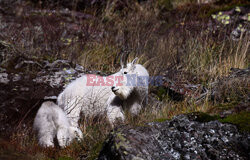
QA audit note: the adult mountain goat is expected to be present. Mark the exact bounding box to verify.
[57,57,149,127]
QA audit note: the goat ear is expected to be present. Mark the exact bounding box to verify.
[131,57,138,66]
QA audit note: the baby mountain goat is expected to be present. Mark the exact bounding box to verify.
[57,57,149,127]
[33,101,83,147]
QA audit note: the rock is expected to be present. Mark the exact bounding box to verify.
[14,60,43,71]
[0,76,61,135]
[0,72,9,84]
[197,0,216,4]
[75,64,84,72]
[45,60,72,71]
[11,73,22,82]
[32,59,86,88]
[98,114,249,160]
[0,56,86,135]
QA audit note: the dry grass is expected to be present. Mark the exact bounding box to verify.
[183,33,249,81]
[0,0,249,159]
[2,100,218,160]
[1,119,111,160]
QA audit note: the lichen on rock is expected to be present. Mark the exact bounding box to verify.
[98,114,249,160]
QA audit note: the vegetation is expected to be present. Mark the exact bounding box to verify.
[0,0,249,159]
[219,112,250,133]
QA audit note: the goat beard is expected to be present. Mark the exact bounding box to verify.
[114,86,133,100]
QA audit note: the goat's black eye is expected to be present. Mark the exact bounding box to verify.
[124,72,128,74]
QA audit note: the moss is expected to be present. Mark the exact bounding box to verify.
[196,113,220,122]
[191,112,220,122]
[87,141,104,160]
[219,112,250,133]
[156,86,169,101]
[58,156,74,160]
[116,132,126,143]
[115,132,129,150]
[153,118,169,123]
[187,111,250,133]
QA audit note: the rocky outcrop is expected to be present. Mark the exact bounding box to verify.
[98,114,249,160]
[0,56,86,136]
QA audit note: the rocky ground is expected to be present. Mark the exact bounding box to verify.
[98,113,249,160]
[0,0,249,159]
[0,55,249,160]
[0,55,110,136]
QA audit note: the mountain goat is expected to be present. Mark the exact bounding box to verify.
[57,57,149,127]
[33,101,83,147]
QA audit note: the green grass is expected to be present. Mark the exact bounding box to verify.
[58,156,74,160]
[219,112,250,133]
[153,118,169,123]
[190,112,220,122]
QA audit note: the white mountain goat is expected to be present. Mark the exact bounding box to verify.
[33,101,83,147]
[57,57,149,127]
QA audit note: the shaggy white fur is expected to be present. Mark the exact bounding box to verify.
[111,59,149,115]
[57,58,149,127]
[106,94,125,127]
[33,101,83,147]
